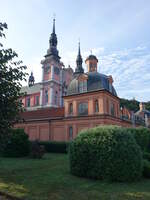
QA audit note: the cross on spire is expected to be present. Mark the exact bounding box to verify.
[78,39,81,56]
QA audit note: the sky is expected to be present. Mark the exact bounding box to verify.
[0,0,150,101]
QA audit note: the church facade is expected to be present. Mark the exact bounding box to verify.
[14,20,149,141]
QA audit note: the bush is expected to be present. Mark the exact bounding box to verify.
[143,152,150,161]
[69,126,143,182]
[30,140,45,159]
[39,141,69,153]
[143,159,150,178]
[3,128,30,157]
[126,127,150,152]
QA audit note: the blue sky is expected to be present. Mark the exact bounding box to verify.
[1,0,150,101]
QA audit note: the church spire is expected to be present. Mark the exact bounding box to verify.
[49,17,57,48]
[78,41,81,57]
[45,17,60,60]
[53,18,55,34]
[74,41,84,75]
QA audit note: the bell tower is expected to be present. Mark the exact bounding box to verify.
[40,18,63,108]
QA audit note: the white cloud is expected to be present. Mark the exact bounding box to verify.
[23,45,150,102]
[62,45,150,102]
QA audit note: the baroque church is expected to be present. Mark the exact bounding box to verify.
[15,19,150,141]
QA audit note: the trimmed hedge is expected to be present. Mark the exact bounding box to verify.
[3,129,30,157]
[143,159,150,178]
[126,127,150,152]
[69,126,143,182]
[39,141,69,153]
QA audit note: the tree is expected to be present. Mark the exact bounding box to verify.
[0,22,27,136]
[120,98,150,112]
[120,98,139,112]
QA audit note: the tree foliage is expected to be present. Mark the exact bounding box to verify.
[120,98,150,112]
[0,22,27,135]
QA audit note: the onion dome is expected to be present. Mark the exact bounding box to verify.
[85,54,98,62]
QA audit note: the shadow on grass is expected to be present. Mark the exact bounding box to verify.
[0,154,150,200]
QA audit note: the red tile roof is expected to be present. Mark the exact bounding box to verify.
[19,107,64,121]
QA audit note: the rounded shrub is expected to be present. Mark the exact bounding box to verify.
[69,126,143,182]
[3,128,30,157]
[126,127,150,152]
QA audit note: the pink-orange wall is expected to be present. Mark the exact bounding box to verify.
[64,90,120,118]
[14,114,134,142]
[22,92,40,107]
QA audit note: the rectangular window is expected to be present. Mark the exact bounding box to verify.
[35,96,39,106]
[83,81,87,92]
[27,97,30,107]
[69,126,73,140]
[79,81,83,93]
[78,102,88,116]
[45,90,48,104]
[79,81,87,93]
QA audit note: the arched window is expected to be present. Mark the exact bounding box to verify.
[111,103,115,116]
[55,91,58,105]
[69,103,73,115]
[95,100,99,113]
[45,90,48,104]
[69,126,73,140]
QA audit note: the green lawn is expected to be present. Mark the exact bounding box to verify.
[0,154,150,200]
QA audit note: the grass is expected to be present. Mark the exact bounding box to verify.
[0,154,150,200]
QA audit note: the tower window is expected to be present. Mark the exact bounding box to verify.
[45,90,48,104]
[44,66,50,74]
[26,97,30,107]
[54,66,60,75]
[95,100,99,113]
[69,103,73,115]
[78,102,88,116]
[69,126,73,140]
